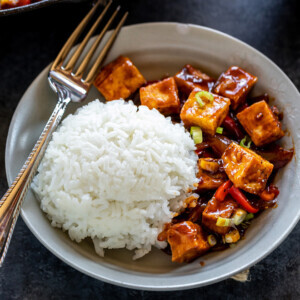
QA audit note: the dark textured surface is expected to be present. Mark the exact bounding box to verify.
[0,0,299,299]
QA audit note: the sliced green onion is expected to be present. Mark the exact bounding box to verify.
[190,126,203,144]
[216,217,233,227]
[207,235,217,247]
[195,94,205,107]
[229,243,237,248]
[232,208,247,225]
[195,91,214,108]
[216,127,223,134]
[225,229,241,243]
[244,213,254,221]
[240,135,252,148]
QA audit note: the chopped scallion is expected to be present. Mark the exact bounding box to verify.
[190,126,203,144]
[232,208,247,225]
[216,217,233,227]
[216,127,223,134]
[196,95,204,107]
[225,229,241,243]
[195,91,214,108]
[240,135,252,148]
[207,235,217,247]
[244,213,254,221]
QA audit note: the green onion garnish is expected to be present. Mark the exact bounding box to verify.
[195,91,214,108]
[232,208,247,225]
[240,136,252,148]
[216,127,223,134]
[207,235,217,247]
[244,213,254,221]
[216,217,233,227]
[195,94,204,107]
[190,126,203,144]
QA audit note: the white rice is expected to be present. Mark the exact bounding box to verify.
[32,99,198,259]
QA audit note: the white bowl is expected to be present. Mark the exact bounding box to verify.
[5,23,300,290]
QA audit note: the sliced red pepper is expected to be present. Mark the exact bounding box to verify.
[222,115,244,139]
[229,186,259,213]
[215,180,232,202]
[259,185,280,201]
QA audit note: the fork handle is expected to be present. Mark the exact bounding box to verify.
[0,92,71,266]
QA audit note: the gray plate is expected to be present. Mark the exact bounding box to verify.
[5,23,300,290]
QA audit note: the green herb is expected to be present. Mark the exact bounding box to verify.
[195,91,214,108]
[244,213,254,221]
[190,126,203,144]
[207,235,217,247]
[232,208,247,225]
[216,217,233,227]
[216,127,223,134]
[240,135,252,148]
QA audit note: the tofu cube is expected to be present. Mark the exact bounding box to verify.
[167,221,210,263]
[197,160,227,191]
[237,100,285,146]
[175,64,215,97]
[180,88,230,135]
[222,142,274,194]
[94,56,146,101]
[202,197,238,235]
[213,66,257,110]
[139,77,180,115]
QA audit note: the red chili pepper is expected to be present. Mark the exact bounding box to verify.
[222,115,244,139]
[229,186,259,213]
[259,185,280,201]
[215,180,232,202]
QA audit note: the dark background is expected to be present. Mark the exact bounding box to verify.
[0,0,299,299]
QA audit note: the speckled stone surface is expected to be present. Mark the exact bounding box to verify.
[0,0,299,299]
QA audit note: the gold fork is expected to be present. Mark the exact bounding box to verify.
[0,0,128,266]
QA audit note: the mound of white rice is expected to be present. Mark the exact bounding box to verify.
[32,100,198,259]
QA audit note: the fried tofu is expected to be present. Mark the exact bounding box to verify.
[94,56,146,101]
[180,88,230,135]
[202,197,238,235]
[167,221,210,263]
[174,64,215,97]
[139,77,180,115]
[213,66,257,110]
[197,160,227,191]
[237,100,285,146]
[222,142,274,194]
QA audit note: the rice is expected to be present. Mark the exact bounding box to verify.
[32,99,198,259]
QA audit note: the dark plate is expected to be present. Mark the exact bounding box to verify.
[0,0,90,16]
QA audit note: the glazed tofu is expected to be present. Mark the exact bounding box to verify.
[180,88,230,135]
[202,197,238,235]
[167,221,210,263]
[237,101,285,146]
[94,56,146,101]
[213,66,257,110]
[197,159,227,191]
[175,64,215,97]
[222,142,274,194]
[139,77,180,115]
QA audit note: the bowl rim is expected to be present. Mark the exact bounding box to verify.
[5,22,300,291]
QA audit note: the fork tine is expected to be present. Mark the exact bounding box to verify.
[74,6,120,77]
[64,0,113,72]
[84,11,128,84]
[51,0,104,70]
